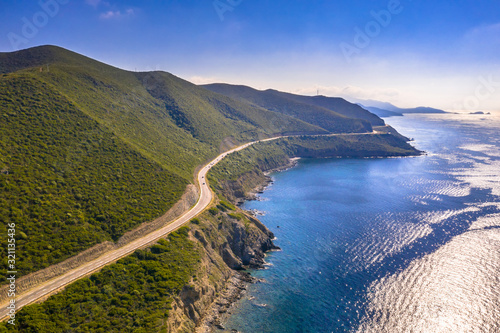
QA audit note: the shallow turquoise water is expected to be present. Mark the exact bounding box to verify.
[222,114,500,333]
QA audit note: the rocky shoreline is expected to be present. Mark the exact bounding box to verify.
[197,271,254,333]
[198,157,300,332]
[243,157,300,203]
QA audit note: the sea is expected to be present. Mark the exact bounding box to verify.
[221,112,500,333]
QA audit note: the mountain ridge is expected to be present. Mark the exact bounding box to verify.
[0,45,331,279]
[201,83,382,132]
[349,97,447,116]
[0,45,396,280]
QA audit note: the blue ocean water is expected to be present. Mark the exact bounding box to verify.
[222,113,500,333]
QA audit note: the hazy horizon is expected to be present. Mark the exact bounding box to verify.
[1,0,499,112]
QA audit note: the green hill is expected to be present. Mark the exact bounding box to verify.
[0,45,328,278]
[270,90,386,126]
[0,45,415,280]
[0,74,187,277]
[1,46,328,178]
[201,83,384,130]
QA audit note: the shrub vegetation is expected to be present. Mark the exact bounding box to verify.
[0,227,200,333]
[0,75,187,279]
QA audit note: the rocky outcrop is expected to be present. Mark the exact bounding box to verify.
[225,217,277,268]
[217,157,296,204]
[216,170,269,204]
[166,202,278,332]
[196,271,255,332]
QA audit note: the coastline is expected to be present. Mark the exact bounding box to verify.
[204,149,415,332]
[243,157,300,203]
[197,271,254,333]
[192,134,421,332]
[199,157,300,332]
[198,145,420,331]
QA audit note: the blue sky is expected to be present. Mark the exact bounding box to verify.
[1,0,499,111]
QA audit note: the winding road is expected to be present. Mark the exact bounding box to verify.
[0,136,285,321]
[0,130,388,321]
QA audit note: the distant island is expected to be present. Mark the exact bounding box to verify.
[348,98,447,118]
[469,111,491,115]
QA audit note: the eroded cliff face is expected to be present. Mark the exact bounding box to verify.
[165,241,231,333]
[215,157,295,204]
[216,169,269,204]
[166,155,292,332]
[223,216,276,269]
[166,205,278,332]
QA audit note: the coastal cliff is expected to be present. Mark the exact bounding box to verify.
[166,200,279,332]
[166,149,296,332]
[170,131,423,331]
[1,132,420,332]
[177,133,421,330]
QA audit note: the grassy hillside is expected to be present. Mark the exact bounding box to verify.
[0,227,201,333]
[272,90,386,126]
[0,74,188,278]
[0,45,331,278]
[0,45,418,283]
[1,46,326,179]
[136,71,327,146]
[202,84,374,133]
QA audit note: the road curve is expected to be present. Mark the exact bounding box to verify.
[0,131,384,320]
[0,136,284,321]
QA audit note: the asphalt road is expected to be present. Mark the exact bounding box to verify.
[0,131,384,321]
[0,137,274,321]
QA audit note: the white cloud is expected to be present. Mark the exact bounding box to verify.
[188,76,223,85]
[100,10,118,19]
[99,9,135,20]
[463,22,500,49]
[465,22,500,38]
